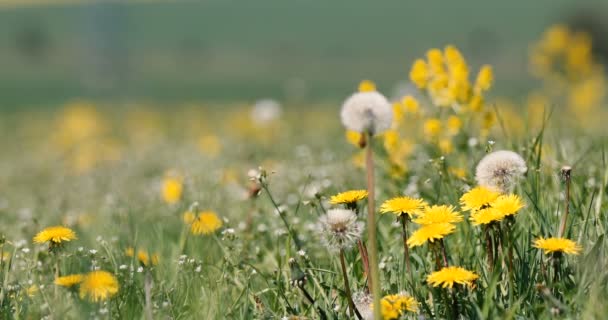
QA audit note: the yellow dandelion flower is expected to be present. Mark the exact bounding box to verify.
[26,285,38,297]
[460,186,500,212]
[438,138,454,155]
[383,130,400,154]
[329,190,368,206]
[358,80,377,92]
[426,48,445,75]
[55,274,83,288]
[533,237,582,255]
[446,115,462,136]
[79,270,119,302]
[474,65,493,93]
[407,223,456,248]
[427,266,479,288]
[468,94,484,112]
[33,226,77,244]
[541,24,570,54]
[444,45,465,67]
[423,118,442,137]
[449,167,466,179]
[401,95,420,114]
[413,205,463,225]
[189,211,223,235]
[379,293,418,319]
[346,130,364,148]
[162,176,183,204]
[492,194,525,217]
[183,211,196,224]
[392,102,405,126]
[380,196,426,218]
[410,59,429,88]
[469,208,505,226]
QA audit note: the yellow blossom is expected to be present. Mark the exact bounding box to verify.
[438,138,453,154]
[460,186,500,212]
[378,293,418,319]
[187,211,223,235]
[446,115,462,136]
[162,175,183,204]
[474,65,493,93]
[407,223,456,248]
[346,130,364,148]
[401,95,420,114]
[427,266,478,288]
[423,118,442,137]
[358,80,377,92]
[79,270,119,302]
[410,59,429,88]
[413,205,462,225]
[469,207,505,226]
[33,226,77,245]
[329,190,368,206]
[492,194,525,217]
[380,196,426,218]
[55,274,84,288]
[534,237,581,255]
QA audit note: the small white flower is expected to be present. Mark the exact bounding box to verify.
[21,248,30,253]
[89,249,98,255]
[194,266,202,273]
[340,91,392,136]
[251,99,282,125]
[297,250,306,257]
[78,247,84,252]
[99,308,108,314]
[137,267,144,273]
[318,209,364,251]
[119,264,128,270]
[475,150,527,193]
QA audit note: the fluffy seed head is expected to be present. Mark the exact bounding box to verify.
[318,209,364,251]
[341,90,393,136]
[475,150,527,193]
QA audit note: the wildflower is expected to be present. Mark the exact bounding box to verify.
[413,205,462,225]
[329,190,368,206]
[427,266,479,288]
[475,150,527,193]
[185,211,223,235]
[341,85,393,136]
[410,59,429,88]
[492,194,525,217]
[438,138,453,154]
[401,95,420,114]
[446,115,462,135]
[125,247,159,266]
[460,186,500,212]
[378,293,418,319]
[162,175,183,204]
[358,80,377,92]
[55,274,83,288]
[379,196,426,218]
[33,226,77,245]
[474,65,493,93]
[407,223,456,248]
[345,130,364,148]
[79,270,119,302]
[318,209,364,251]
[469,208,505,226]
[533,237,582,255]
[423,118,442,137]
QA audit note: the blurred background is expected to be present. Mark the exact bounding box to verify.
[1,0,607,108]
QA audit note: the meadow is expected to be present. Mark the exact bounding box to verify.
[0,16,608,320]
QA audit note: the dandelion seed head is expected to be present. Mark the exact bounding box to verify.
[318,209,363,251]
[341,90,392,136]
[475,150,527,193]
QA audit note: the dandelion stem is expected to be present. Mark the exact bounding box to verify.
[440,239,449,268]
[558,166,572,238]
[298,284,328,320]
[400,216,412,276]
[485,226,494,272]
[365,134,382,320]
[260,182,303,250]
[356,239,372,293]
[339,249,363,320]
[144,270,154,320]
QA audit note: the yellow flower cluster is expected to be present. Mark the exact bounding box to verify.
[460,187,525,226]
[55,271,119,302]
[406,205,462,247]
[378,293,418,319]
[409,45,493,111]
[529,24,606,118]
[125,247,160,266]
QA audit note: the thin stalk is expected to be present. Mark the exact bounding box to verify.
[558,166,572,238]
[298,284,328,320]
[440,239,449,268]
[356,239,372,293]
[339,249,363,320]
[485,226,494,272]
[365,134,382,320]
[144,270,154,320]
[260,182,303,250]
[400,216,412,276]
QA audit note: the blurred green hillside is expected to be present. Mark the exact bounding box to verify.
[0,0,606,106]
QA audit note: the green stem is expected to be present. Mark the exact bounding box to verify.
[400,216,412,276]
[339,249,362,320]
[365,135,382,320]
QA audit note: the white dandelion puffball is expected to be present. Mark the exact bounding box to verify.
[353,291,374,320]
[340,91,392,136]
[476,150,527,193]
[251,99,282,124]
[318,209,364,251]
